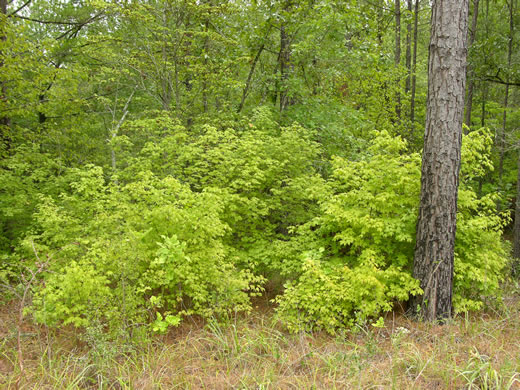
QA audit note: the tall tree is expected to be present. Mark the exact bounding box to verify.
[279,1,293,113]
[514,151,520,263]
[0,0,9,155]
[405,0,413,95]
[412,0,470,321]
[464,0,480,128]
[509,0,520,263]
[498,0,515,191]
[394,0,402,120]
[410,0,420,133]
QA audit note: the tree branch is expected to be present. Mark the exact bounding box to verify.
[55,12,105,40]
[480,75,520,87]
[11,14,83,25]
[8,0,31,17]
[238,43,265,113]
[11,11,105,40]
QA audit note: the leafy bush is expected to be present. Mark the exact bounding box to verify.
[275,130,509,333]
[32,261,113,328]
[276,257,420,334]
[0,144,66,254]
[455,129,510,311]
[118,109,323,276]
[28,165,259,336]
[24,111,321,335]
[8,117,508,337]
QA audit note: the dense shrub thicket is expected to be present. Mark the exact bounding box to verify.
[276,130,509,333]
[0,109,510,336]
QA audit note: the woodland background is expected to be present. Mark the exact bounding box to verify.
[0,0,519,350]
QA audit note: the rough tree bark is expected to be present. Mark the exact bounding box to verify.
[412,0,469,322]
[509,0,520,264]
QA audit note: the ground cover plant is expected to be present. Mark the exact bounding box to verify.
[1,290,519,389]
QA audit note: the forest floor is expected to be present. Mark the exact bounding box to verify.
[1,289,519,390]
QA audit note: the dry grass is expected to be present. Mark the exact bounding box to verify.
[1,292,519,389]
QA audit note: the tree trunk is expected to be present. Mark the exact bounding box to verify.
[279,23,291,112]
[0,0,10,155]
[513,150,520,277]
[238,43,265,113]
[38,94,46,124]
[514,151,520,260]
[481,82,487,127]
[160,6,172,111]
[498,0,514,196]
[376,2,384,47]
[410,0,419,132]
[405,0,412,94]
[412,0,469,322]
[202,18,209,114]
[464,0,480,128]
[184,22,193,128]
[109,88,135,182]
[395,0,402,120]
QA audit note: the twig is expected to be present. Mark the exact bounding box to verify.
[8,0,31,17]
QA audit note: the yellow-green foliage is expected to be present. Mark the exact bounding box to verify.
[117,109,323,275]
[28,165,258,334]
[276,258,421,334]
[275,130,509,333]
[455,129,510,311]
[9,120,509,337]
[32,261,112,328]
[24,111,319,335]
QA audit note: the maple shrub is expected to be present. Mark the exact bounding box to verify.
[275,130,510,333]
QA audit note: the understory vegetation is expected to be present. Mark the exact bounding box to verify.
[1,119,511,339]
[1,0,520,387]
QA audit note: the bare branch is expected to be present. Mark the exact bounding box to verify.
[479,73,520,87]
[8,0,31,17]
[11,14,82,25]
